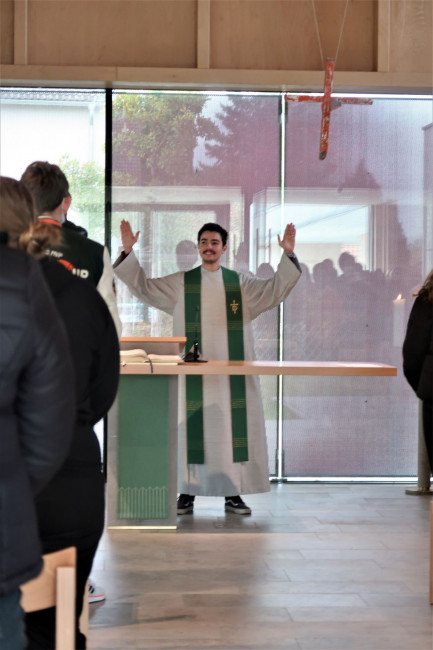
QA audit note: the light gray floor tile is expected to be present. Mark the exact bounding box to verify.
[88,483,432,650]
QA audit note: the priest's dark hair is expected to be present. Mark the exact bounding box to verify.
[197,223,228,246]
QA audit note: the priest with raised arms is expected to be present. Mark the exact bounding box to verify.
[115,221,301,515]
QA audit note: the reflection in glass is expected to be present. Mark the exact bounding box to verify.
[92,90,433,479]
[279,96,432,478]
[112,91,280,338]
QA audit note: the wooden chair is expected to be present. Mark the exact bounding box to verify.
[80,580,89,636]
[430,501,433,604]
[21,547,76,650]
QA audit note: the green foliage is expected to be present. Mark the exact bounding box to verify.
[112,93,219,185]
[203,96,279,189]
[58,154,105,243]
[112,170,136,186]
[59,154,104,214]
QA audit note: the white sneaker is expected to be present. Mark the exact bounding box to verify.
[88,580,105,603]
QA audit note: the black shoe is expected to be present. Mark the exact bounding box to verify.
[177,494,195,515]
[225,496,251,515]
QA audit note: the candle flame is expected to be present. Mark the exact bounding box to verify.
[396,294,402,300]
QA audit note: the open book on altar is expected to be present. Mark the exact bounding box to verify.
[120,349,184,365]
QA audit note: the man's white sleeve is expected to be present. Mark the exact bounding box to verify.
[97,246,122,338]
[114,249,181,315]
[241,254,301,321]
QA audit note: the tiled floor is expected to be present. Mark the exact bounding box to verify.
[88,483,433,650]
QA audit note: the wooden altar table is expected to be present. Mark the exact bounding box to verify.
[107,338,396,530]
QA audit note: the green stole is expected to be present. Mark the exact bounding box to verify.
[184,266,248,464]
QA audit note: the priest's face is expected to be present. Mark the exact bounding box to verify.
[198,230,227,270]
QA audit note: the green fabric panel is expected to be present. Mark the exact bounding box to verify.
[117,375,169,519]
[184,266,248,465]
[185,374,205,464]
[184,266,204,464]
[184,265,202,342]
[222,267,248,462]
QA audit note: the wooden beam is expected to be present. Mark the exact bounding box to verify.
[0,65,432,94]
[14,0,28,65]
[377,0,391,73]
[197,0,210,69]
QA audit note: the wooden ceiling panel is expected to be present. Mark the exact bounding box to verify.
[210,0,376,72]
[27,0,197,68]
[1,0,14,64]
[390,0,432,72]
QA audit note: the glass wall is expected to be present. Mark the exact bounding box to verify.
[1,87,431,479]
[279,95,432,477]
[112,90,432,479]
[112,91,281,337]
[111,91,283,472]
[0,87,107,454]
[0,88,106,243]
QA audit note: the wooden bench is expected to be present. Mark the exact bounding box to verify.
[21,547,77,650]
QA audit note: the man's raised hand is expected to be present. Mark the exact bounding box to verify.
[277,223,296,254]
[121,219,140,253]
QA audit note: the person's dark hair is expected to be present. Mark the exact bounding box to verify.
[21,161,69,214]
[256,262,274,279]
[176,239,196,256]
[175,239,198,271]
[299,262,311,283]
[197,223,228,247]
[0,176,37,246]
[338,251,356,272]
[415,268,433,303]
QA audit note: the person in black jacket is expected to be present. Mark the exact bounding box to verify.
[21,161,122,337]
[0,176,120,649]
[0,244,75,650]
[402,268,433,471]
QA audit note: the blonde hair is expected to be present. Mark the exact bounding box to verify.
[415,268,433,303]
[19,221,62,259]
[0,176,37,246]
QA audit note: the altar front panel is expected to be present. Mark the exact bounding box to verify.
[107,373,178,529]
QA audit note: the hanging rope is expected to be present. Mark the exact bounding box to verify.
[311,0,325,68]
[311,0,350,67]
[334,0,350,64]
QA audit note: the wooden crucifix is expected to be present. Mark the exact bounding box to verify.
[285,59,372,160]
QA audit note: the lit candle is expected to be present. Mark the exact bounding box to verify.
[393,294,406,346]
